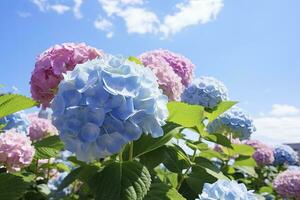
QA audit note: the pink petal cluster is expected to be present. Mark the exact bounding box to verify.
[0,130,35,172]
[245,140,274,166]
[138,55,184,100]
[30,43,103,108]
[273,170,300,199]
[139,49,195,100]
[28,113,58,141]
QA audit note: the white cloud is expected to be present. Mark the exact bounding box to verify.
[73,0,83,19]
[31,0,223,38]
[159,0,223,37]
[94,18,114,38]
[118,7,159,34]
[270,104,299,117]
[97,0,222,37]
[50,4,71,14]
[252,104,300,145]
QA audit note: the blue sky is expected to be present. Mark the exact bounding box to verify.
[1,0,300,144]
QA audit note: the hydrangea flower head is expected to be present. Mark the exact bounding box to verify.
[0,111,29,133]
[207,107,256,140]
[139,53,184,100]
[245,140,274,166]
[30,43,103,108]
[28,113,58,141]
[273,145,298,165]
[199,179,257,200]
[139,49,195,87]
[52,55,168,162]
[0,129,35,172]
[273,170,300,199]
[182,76,229,109]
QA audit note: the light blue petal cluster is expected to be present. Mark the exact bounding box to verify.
[48,172,71,199]
[199,180,257,200]
[207,107,256,140]
[51,55,168,162]
[181,76,228,109]
[287,165,300,171]
[0,111,29,133]
[38,108,53,120]
[273,145,299,166]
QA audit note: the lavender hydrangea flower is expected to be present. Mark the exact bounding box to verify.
[199,180,257,200]
[182,76,229,109]
[0,111,29,133]
[245,140,274,166]
[207,107,256,140]
[52,55,168,162]
[273,145,299,166]
[273,170,300,199]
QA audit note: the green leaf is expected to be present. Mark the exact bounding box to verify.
[259,186,273,194]
[167,102,204,127]
[0,173,30,200]
[0,94,38,118]
[128,56,143,65]
[199,149,224,160]
[185,140,209,151]
[234,155,257,167]
[205,101,237,123]
[203,133,232,148]
[34,136,64,159]
[124,122,180,159]
[58,165,99,191]
[89,161,151,200]
[194,157,220,173]
[144,183,186,200]
[232,144,255,156]
[163,145,191,173]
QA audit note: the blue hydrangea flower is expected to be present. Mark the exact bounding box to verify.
[199,180,257,200]
[0,112,29,133]
[51,55,168,162]
[273,145,299,166]
[181,76,228,109]
[48,172,71,199]
[207,107,256,140]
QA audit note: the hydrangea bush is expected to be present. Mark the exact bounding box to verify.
[0,44,296,200]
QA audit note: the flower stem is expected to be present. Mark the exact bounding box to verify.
[129,142,133,161]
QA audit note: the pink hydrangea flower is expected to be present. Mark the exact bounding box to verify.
[245,140,274,166]
[30,43,103,108]
[0,130,35,172]
[28,113,58,141]
[139,54,184,100]
[273,170,300,199]
[140,49,195,87]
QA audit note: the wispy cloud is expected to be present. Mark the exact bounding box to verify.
[17,11,32,18]
[30,0,82,18]
[94,18,114,38]
[50,4,71,14]
[252,104,300,145]
[73,0,83,19]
